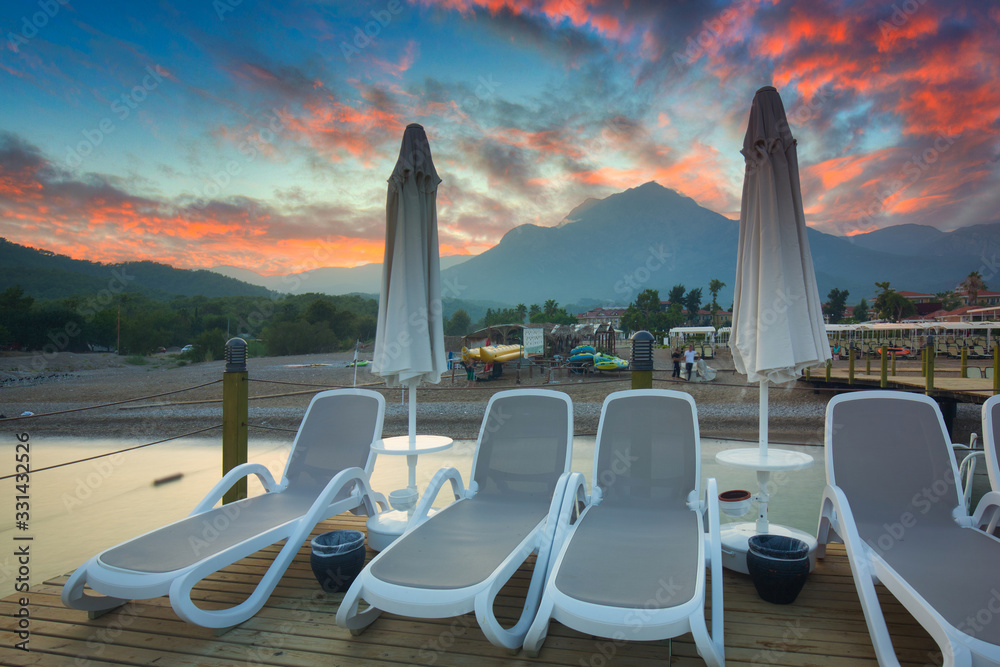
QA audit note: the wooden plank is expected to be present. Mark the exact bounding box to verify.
[1,519,947,667]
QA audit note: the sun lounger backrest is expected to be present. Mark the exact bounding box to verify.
[595,391,698,507]
[472,391,571,501]
[827,393,961,533]
[986,397,1000,491]
[284,390,383,491]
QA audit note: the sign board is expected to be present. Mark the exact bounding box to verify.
[523,328,544,356]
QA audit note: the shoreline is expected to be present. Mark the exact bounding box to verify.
[0,348,979,446]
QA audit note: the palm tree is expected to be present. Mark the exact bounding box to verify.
[961,271,986,305]
[515,303,527,323]
[708,279,725,322]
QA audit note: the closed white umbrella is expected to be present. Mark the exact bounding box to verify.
[720,87,830,566]
[731,85,830,455]
[372,123,447,487]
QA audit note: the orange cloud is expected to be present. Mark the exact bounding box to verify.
[277,94,405,163]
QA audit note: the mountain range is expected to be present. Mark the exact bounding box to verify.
[0,237,273,300]
[6,182,999,308]
[212,182,1000,307]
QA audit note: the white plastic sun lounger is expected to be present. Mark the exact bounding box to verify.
[62,388,388,628]
[817,391,1000,666]
[336,389,573,650]
[523,389,724,666]
[970,394,1000,533]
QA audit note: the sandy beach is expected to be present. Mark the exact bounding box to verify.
[0,345,981,447]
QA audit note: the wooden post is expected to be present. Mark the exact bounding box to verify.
[865,352,871,375]
[994,345,999,395]
[826,359,832,382]
[921,347,927,377]
[632,370,653,389]
[926,342,935,392]
[222,339,249,505]
[848,348,855,385]
[880,346,888,388]
[960,346,968,378]
[805,366,811,380]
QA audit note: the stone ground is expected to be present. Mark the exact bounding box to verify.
[0,345,982,446]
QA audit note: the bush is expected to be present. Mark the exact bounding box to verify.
[125,354,148,365]
[192,328,227,361]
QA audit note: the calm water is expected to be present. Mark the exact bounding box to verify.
[0,435,826,599]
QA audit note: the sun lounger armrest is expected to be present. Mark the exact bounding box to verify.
[820,483,903,666]
[537,472,582,575]
[542,472,588,576]
[408,467,467,530]
[171,465,381,628]
[189,463,281,516]
[970,491,1000,533]
[705,476,724,657]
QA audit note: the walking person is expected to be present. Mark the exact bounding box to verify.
[671,347,682,378]
[683,344,699,381]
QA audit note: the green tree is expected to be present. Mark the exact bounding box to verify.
[961,271,987,304]
[354,314,377,341]
[824,288,850,324]
[684,288,703,321]
[529,305,577,325]
[621,289,668,336]
[708,279,726,317]
[515,303,527,323]
[304,298,337,325]
[873,282,916,322]
[0,285,35,348]
[193,327,227,361]
[543,299,558,317]
[853,297,869,323]
[667,284,686,306]
[528,304,541,319]
[445,309,471,336]
[263,320,338,356]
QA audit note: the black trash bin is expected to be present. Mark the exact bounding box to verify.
[746,535,810,605]
[310,530,366,593]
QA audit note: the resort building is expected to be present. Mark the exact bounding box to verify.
[575,307,626,329]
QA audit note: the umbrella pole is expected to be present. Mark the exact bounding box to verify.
[407,381,417,494]
[759,379,769,456]
[757,379,770,533]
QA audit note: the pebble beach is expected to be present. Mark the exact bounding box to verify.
[0,345,981,447]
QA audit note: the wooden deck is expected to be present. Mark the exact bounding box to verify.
[810,368,997,403]
[0,514,942,666]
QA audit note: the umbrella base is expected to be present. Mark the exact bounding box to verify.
[366,508,442,552]
[719,522,817,574]
[366,511,410,552]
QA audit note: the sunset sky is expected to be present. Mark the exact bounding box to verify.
[1,0,998,275]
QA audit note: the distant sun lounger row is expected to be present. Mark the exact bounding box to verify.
[61,387,1000,665]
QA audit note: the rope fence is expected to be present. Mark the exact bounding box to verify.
[1,351,983,479]
[0,379,223,421]
[0,424,222,480]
